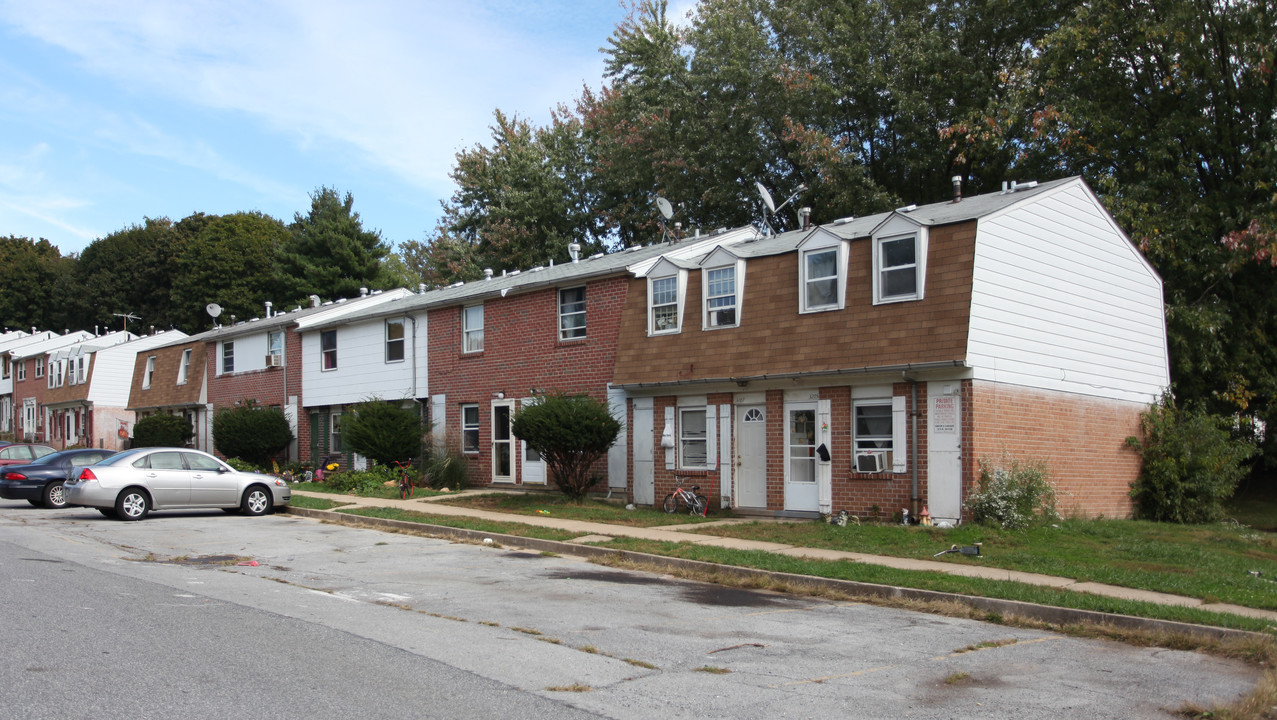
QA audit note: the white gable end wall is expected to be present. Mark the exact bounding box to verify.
[966,182,1170,403]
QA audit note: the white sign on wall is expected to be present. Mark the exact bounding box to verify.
[932,396,958,434]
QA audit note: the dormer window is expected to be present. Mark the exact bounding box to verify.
[876,234,921,302]
[705,267,736,327]
[650,275,680,333]
[796,229,848,314]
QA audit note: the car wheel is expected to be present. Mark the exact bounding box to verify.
[98,508,117,518]
[43,481,68,509]
[241,486,272,516]
[115,488,150,521]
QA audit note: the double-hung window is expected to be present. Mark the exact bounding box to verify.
[802,248,840,311]
[329,411,343,453]
[177,349,192,385]
[877,234,919,301]
[559,287,586,340]
[267,331,284,360]
[463,305,484,353]
[321,330,338,370]
[679,408,708,469]
[461,404,479,453]
[386,319,405,362]
[35,358,44,378]
[222,341,234,373]
[704,266,737,328]
[853,401,893,468]
[143,356,156,389]
[16,360,25,381]
[650,276,679,333]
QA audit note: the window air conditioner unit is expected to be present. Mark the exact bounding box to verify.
[855,452,885,473]
[265,354,283,368]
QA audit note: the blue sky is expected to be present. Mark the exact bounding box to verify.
[0,1,692,255]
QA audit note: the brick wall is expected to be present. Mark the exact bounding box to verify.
[205,329,308,463]
[968,381,1142,518]
[429,276,628,488]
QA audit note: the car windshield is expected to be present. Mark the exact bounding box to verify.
[30,452,75,466]
[98,448,152,465]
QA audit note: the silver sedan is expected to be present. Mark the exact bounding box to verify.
[64,447,291,521]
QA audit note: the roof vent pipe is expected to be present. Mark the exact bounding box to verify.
[568,242,581,263]
[310,295,321,308]
[951,176,962,203]
[264,301,273,318]
[359,287,368,297]
[484,268,494,280]
[674,222,682,240]
[1001,180,1009,194]
[418,283,426,294]
[798,207,812,230]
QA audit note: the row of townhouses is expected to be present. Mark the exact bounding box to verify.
[1,177,1169,521]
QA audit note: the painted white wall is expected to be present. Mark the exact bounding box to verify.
[966,181,1170,403]
[300,314,427,407]
[216,331,270,375]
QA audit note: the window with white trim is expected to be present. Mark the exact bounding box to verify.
[16,360,25,381]
[463,305,484,353]
[461,404,479,453]
[876,234,919,301]
[853,400,893,469]
[650,275,679,333]
[801,248,840,312]
[386,319,405,362]
[177,349,192,385]
[329,411,343,453]
[267,331,284,360]
[35,357,44,378]
[679,407,708,469]
[704,266,737,328]
[143,356,156,389]
[559,287,586,340]
[321,330,338,370]
[222,341,234,373]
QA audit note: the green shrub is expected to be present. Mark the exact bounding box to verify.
[966,455,1058,529]
[341,399,427,466]
[213,402,293,467]
[223,457,261,473]
[1127,394,1256,523]
[323,466,396,496]
[511,392,620,501]
[132,414,193,448]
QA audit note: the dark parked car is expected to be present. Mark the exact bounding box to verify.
[0,449,117,508]
[0,443,56,466]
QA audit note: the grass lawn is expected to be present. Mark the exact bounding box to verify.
[685,517,1277,610]
[287,494,348,510]
[432,492,729,527]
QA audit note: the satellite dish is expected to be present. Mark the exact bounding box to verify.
[756,182,776,214]
[655,196,674,220]
[206,303,223,319]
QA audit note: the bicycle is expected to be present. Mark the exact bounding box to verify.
[662,479,708,517]
[393,459,414,500]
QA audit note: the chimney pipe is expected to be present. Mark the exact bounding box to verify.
[418,283,426,294]
[568,242,581,263]
[484,268,494,280]
[265,301,273,318]
[359,287,368,297]
[310,295,320,308]
[798,207,812,230]
[674,222,682,240]
[951,176,962,202]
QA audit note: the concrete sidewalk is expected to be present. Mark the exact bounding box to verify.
[288,488,1277,624]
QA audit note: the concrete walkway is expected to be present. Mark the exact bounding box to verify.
[289,488,1277,624]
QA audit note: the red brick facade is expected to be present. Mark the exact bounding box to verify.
[204,328,308,464]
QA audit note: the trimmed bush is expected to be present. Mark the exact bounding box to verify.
[1127,394,1256,523]
[213,403,293,468]
[132,414,193,448]
[511,392,620,501]
[966,455,1058,529]
[341,399,426,466]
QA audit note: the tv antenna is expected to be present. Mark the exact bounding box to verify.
[654,196,679,242]
[756,181,808,236]
[112,312,140,334]
[206,303,223,328]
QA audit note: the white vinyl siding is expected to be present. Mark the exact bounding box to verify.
[300,318,426,407]
[966,182,1169,402]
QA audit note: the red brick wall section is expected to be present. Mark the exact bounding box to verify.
[429,276,629,488]
[967,381,1142,518]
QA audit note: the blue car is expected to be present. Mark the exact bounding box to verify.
[0,449,118,509]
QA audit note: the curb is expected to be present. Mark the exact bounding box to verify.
[284,506,1266,643]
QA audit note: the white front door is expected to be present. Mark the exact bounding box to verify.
[928,383,963,522]
[735,405,767,508]
[491,400,514,483]
[784,402,820,512]
[632,398,654,505]
[521,440,546,485]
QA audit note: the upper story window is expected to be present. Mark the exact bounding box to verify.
[559,287,586,340]
[75,357,88,384]
[650,276,679,333]
[1,356,8,380]
[386,319,406,362]
[321,330,338,370]
[876,234,920,302]
[679,407,709,469]
[463,305,484,353]
[143,356,156,389]
[802,248,840,311]
[177,349,192,385]
[222,341,234,373]
[35,357,45,378]
[705,266,737,328]
[16,360,25,381]
[267,331,284,358]
[461,403,479,453]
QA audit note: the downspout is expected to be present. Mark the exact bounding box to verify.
[906,372,921,520]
